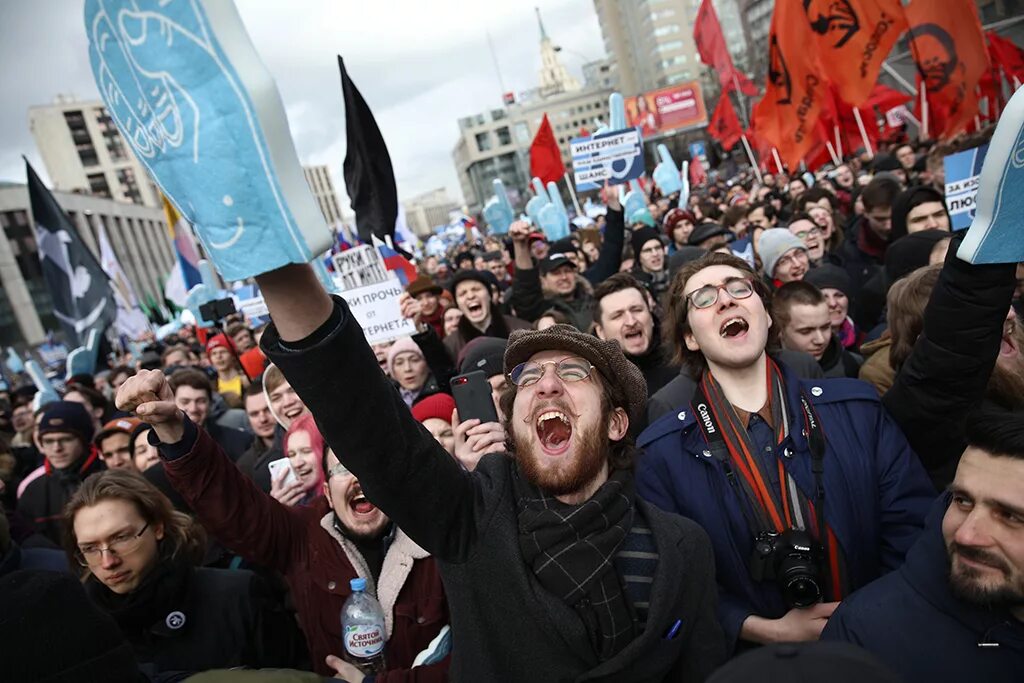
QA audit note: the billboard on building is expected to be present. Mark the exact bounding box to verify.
[624,82,708,138]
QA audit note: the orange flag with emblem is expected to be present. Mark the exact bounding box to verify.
[905,0,989,139]
[801,0,907,106]
[751,2,828,168]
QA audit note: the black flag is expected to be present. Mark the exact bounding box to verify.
[339,56,399,246]
[26,159,115,346]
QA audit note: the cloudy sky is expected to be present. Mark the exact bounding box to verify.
[0,0,605,208]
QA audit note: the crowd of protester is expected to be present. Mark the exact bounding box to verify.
[1,130,1023,682]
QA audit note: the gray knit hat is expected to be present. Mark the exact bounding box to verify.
[504,324,647,423]
[759,228,808,278]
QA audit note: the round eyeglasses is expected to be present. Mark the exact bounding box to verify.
[508,357,594,387]
[685,278,755,310]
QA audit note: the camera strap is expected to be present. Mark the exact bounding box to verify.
[693,363,842,599]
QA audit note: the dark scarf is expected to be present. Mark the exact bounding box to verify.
[514,467,637,662]
[457,309,511,343]
[856,217,888,260]
[700,360,849,600]
[87,553,193,636]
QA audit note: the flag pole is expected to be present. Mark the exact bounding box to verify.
[563,173,583,216]
[740,135,763,184]
[731,74,750,128]
[825,140,841,166]
[771,147,784,174]
[882,62,917,95]
[920,81,930,139]
[851,106,874,157]
[833,125,844,161]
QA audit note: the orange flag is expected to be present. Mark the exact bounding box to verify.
[801,0,907,106]
[905,0,990,139]
[751,2,827,168]
[710,96,743,150]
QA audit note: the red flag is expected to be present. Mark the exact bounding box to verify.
[906,0,989,139]
[689,155,708,188]
[694,0,758,96]
[987,31,1024,85]
[801,0,907,106]
[529,114,566,184]
[751,2,828,168]
[709,96,743,150]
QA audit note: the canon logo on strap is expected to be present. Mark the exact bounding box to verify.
[697,403,716,434]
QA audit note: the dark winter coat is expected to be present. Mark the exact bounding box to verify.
[637,363,935,648]
[510,266,596,331]
[18,448,105,545]
[261,296,728,682]
[441,313,531,361]
[818,335,863,379]
[160,423,449,681]
[823,498,1024,683]
[839,216,885,326]
[883,232,1019,490]
[581,206,626,285]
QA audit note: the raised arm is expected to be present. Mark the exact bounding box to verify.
[254,264,480,561]
[583,186,625,284]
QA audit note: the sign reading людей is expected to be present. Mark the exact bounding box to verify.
[570,129,645,192]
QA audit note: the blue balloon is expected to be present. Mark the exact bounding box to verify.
[482,179,514,234]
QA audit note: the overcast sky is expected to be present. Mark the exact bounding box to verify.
[0,0,605,208]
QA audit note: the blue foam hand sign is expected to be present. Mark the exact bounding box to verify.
[653,144,684,196]
[525,177,550,226]
[482,179,515,235]
[185,260,222,328]
[85,0,330,281]
[609,93,626,131]
[538,181,570,241]
[5,348,24,375]
[623,180,647,221]
[26,360,61,410]
[958,87,1024,264]
[65,329,101,380]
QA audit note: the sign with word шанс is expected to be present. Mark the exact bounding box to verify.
[570,128,645,192]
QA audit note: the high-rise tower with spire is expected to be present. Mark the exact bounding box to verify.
[536,7,581,96]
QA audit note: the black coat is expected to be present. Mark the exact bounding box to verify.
[204,421,254,463]
[883,232,1018,489]
[823,499,1024,683]
[88,564,300,679]
[263,296,728,682]
[18,450,105,545]
[645,350,825,428]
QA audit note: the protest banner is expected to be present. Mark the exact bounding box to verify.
[331,245,391,290]
[339,279,418,345]
[958,87,1024,264]
[944,144,989,230]
[570,129,645,192]
[624,82,708,137]
[85,0,331,281]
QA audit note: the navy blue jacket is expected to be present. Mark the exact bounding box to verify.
[823,498,1024,682]
[636,363,936,647]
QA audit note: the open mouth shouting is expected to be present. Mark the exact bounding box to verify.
[720,317,749,340]
[464,300,486,322]
[535,409,573,456]
[1000,320,1019,358]
[348,489,378,517]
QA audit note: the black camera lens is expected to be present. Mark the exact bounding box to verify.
[779,557,823,608]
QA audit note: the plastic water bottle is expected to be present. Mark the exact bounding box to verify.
[341,577,386,674]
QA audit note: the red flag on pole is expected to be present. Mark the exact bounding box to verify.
[987,31,1024,85]
[694,0,758,96]
[529,114,566,184]
[801,0,907,106]
[710,96,743,150]
[906,0,989,139]
[689,155,708,188]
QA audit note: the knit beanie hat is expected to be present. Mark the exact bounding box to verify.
[411,393,456,425]
[458,336,508,378]
[38,401,95,444]
[804,263,852,297]
[0,570,140,682]
[630,227,663,257]
[707,642,902,683]
[386,337,425,376]
[759,229,808,278]
[884,229,950,284]
[890,185,948,241]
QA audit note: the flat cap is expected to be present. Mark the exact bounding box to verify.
[504,324,647,425]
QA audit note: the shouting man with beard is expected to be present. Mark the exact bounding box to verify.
[823,409,1024,682]
[246,262,726,681]
[884,232,1024,490]
[115,369,451,682]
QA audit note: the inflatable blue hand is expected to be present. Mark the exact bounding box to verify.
[623,180,647,221]
[185,260,222,328]
[85,0,329,282]
[482,179,515,235]
[538,181,570,241]
[5,348,24,376]
[525,178,550,227]
[609,93,626,131]
[628,207,657,228]
[26,360,61,411]
[959,87,1024,264]
[653,144,684,196]
[65,329,101,380]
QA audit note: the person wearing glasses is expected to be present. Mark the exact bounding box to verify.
[637,252,934,652]
[196,262,728,681]
[63,468,299,676]
[114,369,451,682]
[787,214,827,268]
[18,401,104,545]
